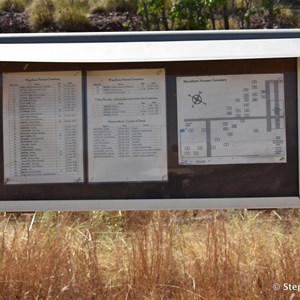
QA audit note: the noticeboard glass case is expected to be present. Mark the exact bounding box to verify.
[0,58,298,201]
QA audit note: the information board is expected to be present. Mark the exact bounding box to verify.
[3,71,84,184]
[177,74,286,165]
[0,57,297,209]
[0,31,298,210]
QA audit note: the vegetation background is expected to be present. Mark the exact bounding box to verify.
[0,0,299,32]
[0,0,300,299]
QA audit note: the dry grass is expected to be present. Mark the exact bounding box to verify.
[0,210,299,299]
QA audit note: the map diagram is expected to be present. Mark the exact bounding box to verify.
[189,91,206,107]
[177,74,286,165]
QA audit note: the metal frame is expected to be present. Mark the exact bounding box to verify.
[0,30,299,63]
[0,30,299,211]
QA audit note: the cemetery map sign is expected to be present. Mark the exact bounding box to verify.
[177,74,286,165]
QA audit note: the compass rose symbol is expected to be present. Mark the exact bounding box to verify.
[189,91,207,108]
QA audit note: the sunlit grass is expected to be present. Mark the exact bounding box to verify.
[0,210,299,299]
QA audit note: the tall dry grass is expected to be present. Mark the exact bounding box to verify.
[0,210,299,299]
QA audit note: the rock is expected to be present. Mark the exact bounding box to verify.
[88,12,142,31]
[0,9,30,33]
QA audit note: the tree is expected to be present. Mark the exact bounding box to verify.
[138,0,171,30]
[171,0,208,30]
[203,0,225,30]
[234,0,257,29]
[265,0,274,28]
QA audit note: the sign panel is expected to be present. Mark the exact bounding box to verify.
[3,71,84,184]
[87,69,168,182]
[177,74,286,165]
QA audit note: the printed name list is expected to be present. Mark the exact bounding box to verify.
[87,69,167,182]
[3,71,84,184]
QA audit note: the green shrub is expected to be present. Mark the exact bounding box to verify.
[0,0,29,12]
[27,0,55,31]
[54,5,90,31]
[28,0,91,32]
[279,7,299,27]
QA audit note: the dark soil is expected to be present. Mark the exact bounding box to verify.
[0,10,143,33]
[89,12,142,32]
[0,9,30,33]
